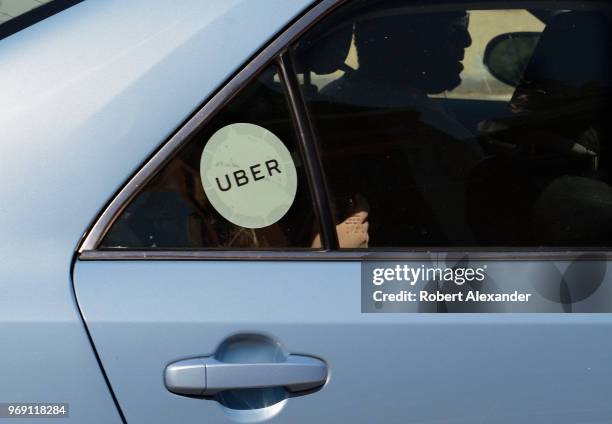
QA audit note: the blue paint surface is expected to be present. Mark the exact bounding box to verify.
[0,0,311,421]
[75,260,612,423]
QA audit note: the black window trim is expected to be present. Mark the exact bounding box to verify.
[78,0,612,262]
[0,0,84,42]
[277,51,339,250]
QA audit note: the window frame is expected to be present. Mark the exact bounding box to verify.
[0,0,83,42]
[79,0,343,258]
[79,0,612,261]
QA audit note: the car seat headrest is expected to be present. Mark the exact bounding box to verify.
[511,11,612,111]
[294,23,354,75]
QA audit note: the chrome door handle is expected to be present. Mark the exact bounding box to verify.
[165,355,328,396]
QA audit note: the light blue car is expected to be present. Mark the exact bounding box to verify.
[2,0,612,423]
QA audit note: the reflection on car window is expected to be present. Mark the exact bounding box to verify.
[102,65,320,249]
[0,0,52,25]
[0,0,82,41]
[292,1,612,248]
[306,10,545,102]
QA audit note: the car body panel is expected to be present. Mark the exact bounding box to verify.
[74,260,612,423]
[0,0,312,421]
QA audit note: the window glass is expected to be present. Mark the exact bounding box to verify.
[101,65,320,249]
[0,0,52,25]
[292,1,612,248]
[0,0,78,41]
[305,9,545,102]
[434,9,544,101]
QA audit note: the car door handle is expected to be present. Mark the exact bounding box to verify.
[165,355,328,396]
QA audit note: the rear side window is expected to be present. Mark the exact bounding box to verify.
[96,0,612,253]
[101,65,321,249]
[292,2,612,248]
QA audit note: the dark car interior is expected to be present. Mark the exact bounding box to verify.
[471,10,612,246]
[102,65,320,249]
[101,5,612,251]
[292,6,612,248]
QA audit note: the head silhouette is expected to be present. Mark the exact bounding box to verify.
[354,11,471,94]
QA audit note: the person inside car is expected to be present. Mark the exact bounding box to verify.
[322,10,478,144]
[318,10,484,245]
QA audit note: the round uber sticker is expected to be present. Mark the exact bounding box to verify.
[200,123,298,228]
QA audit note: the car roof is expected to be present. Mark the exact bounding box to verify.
[0,0,313,279]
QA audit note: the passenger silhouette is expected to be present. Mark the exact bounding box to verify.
[323,11,474,141]
[320,10,483,245]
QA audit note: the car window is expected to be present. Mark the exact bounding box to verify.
[435,9,544,102]
[0,0,80,41]
[292,1,612,248]
[101,65,321,249]
[0,0,51,24]
[305,9,545,102]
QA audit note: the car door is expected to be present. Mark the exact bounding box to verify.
[74,1,612,423]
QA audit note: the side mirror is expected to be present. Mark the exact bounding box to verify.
[483,32,540,87]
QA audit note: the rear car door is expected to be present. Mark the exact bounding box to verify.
[74,1,612,423]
